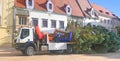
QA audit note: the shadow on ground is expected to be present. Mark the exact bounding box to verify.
[84,52,120,59]
[0,47,120,59]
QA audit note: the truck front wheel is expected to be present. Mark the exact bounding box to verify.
[25,46,35,56]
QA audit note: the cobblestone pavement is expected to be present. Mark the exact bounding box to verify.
[0,47,120,61]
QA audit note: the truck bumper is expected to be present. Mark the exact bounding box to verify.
[15,43,26,51]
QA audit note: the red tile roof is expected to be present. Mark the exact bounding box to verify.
[91,4,116,18]
[76,0,92,17]
[14,0,84,17]
[14,0,26,8]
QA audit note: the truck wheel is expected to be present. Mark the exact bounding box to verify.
[25,46,35,56]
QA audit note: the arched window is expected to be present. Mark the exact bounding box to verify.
[26,0,34,9]
[65,5,72,15]
[46,0,54,13]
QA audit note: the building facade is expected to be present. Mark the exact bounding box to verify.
[76,0,99,26]
[0,0,2,26]
[91,4,120,32]
[0,0,14,47]
[14,0,84,33]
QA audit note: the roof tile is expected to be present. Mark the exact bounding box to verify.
[77,0,92,17]
[14,0,84,17]
[91,4,116,18]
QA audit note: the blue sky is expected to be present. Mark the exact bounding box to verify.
[89,0,120,18]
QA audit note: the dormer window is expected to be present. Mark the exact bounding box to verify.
[47,0,54,13]
[68,7,70,12]
[90,8,96,18]
[26,0,34,9]
[112,14,115,16]
[28,0,32,6]
[106,12,109,15]
[99,10,103,13]
[49,3,52,10]
[65,5,72,15]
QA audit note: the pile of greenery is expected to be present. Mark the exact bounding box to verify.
[66,21,120,53]
[116,26,120,37]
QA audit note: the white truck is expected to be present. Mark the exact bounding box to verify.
[14,26,74,56]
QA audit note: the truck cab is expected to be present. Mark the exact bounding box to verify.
[15,28,36,55]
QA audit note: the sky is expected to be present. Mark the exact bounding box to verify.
[89,0,120,18]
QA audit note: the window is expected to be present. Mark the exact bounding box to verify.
[99,10,103,13]
[112,14,115,16]
[26,0,34,9]
[91,10,94,15]
[66,5,72,15]
[47,0,54,13]
[19,17,27,25]
[51,20,56,28]
[32,18,38,26]
[100,19,103,23]
[68,7,70,13]
[108,20,110,24]
[104,19,106,24]
[90,8,96,17]
[28,0,32,6]
[100,20,102,23]
[59,21,64,29]
[111,20,113,24]
[49,3,52,10]
[106,12,109,15]
[20,29,29,39]
[42,19,48,27]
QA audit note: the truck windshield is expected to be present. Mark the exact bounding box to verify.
[20,29,29,39]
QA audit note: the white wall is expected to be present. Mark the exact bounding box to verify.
[83,16,112,30]
[0,0,2,24]
[0,0,2,15]
[84,15,120,32]
[29,10,67,33]
[84,18,98,26]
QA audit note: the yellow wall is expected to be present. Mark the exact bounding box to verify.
[0,0,14,47]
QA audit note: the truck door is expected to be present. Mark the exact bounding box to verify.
[18,29,31,43]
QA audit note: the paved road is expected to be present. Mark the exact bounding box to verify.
[0,47,120,61]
